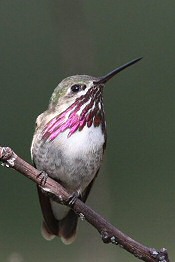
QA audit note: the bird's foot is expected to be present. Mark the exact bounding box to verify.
[68,191,80,207]
[37,171,48,186]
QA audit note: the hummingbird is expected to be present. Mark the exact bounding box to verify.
[31,57,142,244]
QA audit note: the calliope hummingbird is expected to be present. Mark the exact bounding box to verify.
[31,57,142,244]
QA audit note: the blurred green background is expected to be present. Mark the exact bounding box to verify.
[0,1,175,261]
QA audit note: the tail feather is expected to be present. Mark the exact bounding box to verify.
[37,185,59,235]
[37,185,78,244]
[37,175,97,244]
[41,221,56,241]
[59,209,78,245]
[41,209,78,244]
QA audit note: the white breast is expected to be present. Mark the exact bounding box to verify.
[56,125,105,157]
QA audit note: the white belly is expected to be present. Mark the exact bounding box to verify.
[51,125,105,192]
[32,124,105,193]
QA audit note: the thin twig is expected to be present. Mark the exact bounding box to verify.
[0,146,170,262]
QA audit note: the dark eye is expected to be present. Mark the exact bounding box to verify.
[71,84,81,93]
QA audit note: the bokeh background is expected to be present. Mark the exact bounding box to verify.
[0,1,175,261]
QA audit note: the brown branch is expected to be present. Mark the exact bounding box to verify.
[0,146,170,262]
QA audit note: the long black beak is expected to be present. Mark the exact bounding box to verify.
[94,57,142,85]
